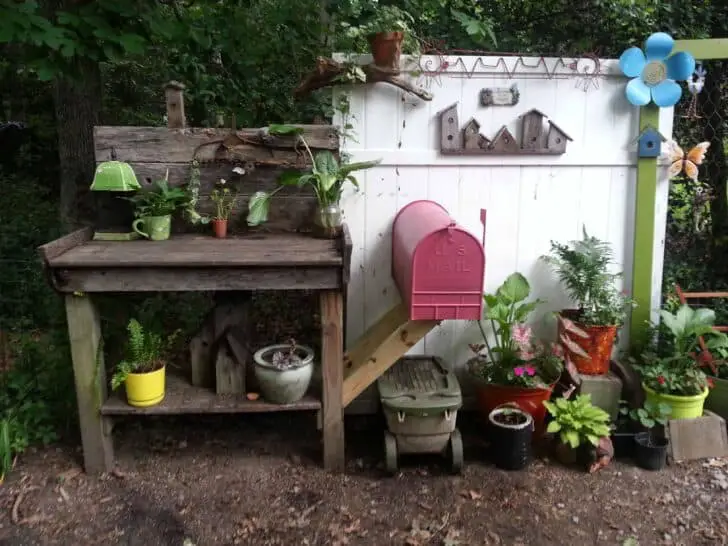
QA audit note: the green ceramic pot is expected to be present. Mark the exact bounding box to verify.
[705,375,728,420]
[133,215,171,241]
[643,383,709,420]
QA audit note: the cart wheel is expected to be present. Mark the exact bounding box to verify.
[449,429,464,474]
[384,431,398,475]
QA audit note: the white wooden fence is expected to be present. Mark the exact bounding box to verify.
[334,54,674,410]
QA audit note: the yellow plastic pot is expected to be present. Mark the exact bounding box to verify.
[643,383,709,420]
[125,366,166,407]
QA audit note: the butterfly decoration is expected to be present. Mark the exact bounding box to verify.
[662,140,710,182]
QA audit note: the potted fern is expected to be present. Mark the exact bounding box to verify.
[542,228,636,375]
[111,319,176,408]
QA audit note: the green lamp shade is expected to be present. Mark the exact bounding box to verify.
[90,161,142,192]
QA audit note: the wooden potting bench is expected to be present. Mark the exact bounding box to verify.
[37,83,351,473]
[39,227,350,473]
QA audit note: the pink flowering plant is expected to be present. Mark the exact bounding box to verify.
[468,272,574,388]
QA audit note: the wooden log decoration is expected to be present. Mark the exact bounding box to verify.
[164,81,186,129]
[293,57,433,102]
[437,101,573,155]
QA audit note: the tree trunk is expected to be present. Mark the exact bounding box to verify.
[52,56,102,231]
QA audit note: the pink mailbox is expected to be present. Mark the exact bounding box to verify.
[392,200,485,321]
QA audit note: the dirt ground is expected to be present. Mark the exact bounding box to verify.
[1,413,727,546]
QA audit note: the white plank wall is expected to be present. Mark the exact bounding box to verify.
[334,55,672,411]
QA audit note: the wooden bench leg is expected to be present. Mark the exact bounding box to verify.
[320,290,345,472]
[65,294,114,474]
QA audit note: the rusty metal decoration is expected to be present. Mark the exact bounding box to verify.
[415,40,603,92]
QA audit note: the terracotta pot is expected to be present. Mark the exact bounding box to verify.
[558,311,617,375]
[474,377,555,438]
[367,31,404,70]
[212,219,228,238]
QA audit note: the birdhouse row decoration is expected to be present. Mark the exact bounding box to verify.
[438,103,573,155]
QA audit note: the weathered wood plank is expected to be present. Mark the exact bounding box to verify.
[37,227,93,262]
[193,195,317,233]
[667,410,728,462]
[94,125,338,163]
[101,373,321,415]
[165,81,186,129]
[65,294,114,474]
[51,267,341,293]
[321,290,345,472]
[48,233,342,268]
[189,308,215,388]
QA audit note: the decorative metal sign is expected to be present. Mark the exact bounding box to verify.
[479,84,520,107]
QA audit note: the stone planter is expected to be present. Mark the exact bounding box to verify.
[252,344,314,404]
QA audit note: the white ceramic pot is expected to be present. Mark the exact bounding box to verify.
[253,344,314,404]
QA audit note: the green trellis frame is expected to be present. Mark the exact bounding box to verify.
[630,38,728,350]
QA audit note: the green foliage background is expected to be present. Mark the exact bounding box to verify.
[0,0,727,474]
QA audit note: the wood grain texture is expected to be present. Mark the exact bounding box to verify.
[165,84,186,129]
[52,266,341,293]
[49,233,342,268]
[65,294,114,474]
[666,410,728,462]
[320,290,345,472]
[37,227,93,262]
[101,373,321,415]
[94,125,338,163]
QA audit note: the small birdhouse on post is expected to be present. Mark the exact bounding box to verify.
[632,126,668,158]
[519,108,548,150]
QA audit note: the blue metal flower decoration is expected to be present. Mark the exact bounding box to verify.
[619,32,695,107]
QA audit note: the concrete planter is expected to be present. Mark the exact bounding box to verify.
[253,344,314,404]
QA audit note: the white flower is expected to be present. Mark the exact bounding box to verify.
[232,167,246,175]
[219,178,226,185]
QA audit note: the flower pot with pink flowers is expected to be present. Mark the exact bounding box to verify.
[468,272,589,440]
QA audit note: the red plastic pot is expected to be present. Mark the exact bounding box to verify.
[475,380,555,438]
[558,311,617,375]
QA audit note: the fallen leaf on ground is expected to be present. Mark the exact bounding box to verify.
[460,489,482,500]
[57,468,81,483]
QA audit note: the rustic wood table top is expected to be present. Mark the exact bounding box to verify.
[48,232,343,268]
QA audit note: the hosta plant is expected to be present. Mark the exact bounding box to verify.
[543,394,612,449]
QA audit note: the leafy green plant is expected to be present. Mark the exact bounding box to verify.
[628,400,672,429]
[542,227,636,327]
[111,319,175,390]
[543,394,612,449]
[468,272,587,387]
[246,125,381,226]
[210,178,239,221]
[635,305,724,396]
[338,4,420,55]
[125,172,191,218]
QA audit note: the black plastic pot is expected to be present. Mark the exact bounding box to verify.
[611,431,637,459]
[488,405,534,471]
[634,431,668,470]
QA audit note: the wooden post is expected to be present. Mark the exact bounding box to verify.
[320,289,345,472]
[65,294,113,474]
[164,81,186,129]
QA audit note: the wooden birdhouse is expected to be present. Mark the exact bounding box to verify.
[438,103,461,151]
[462,119,490,150]
[635,127,667,158]
[520,108,547,150]
[491,126,519,153]
[546,121,573,154]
